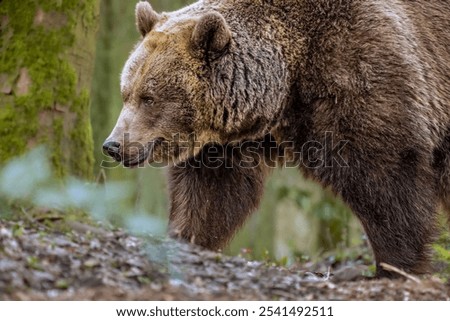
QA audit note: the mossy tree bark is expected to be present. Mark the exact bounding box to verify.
[0,0,100,179]
[90,0,115,169]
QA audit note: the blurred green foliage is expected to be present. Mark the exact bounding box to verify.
[228,168,363,263]
[0,147,165,237]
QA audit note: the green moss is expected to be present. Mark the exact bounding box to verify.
[0,0,98,179]
[51,117,65,177]
[0,104,32,157]
[70,90,95,178]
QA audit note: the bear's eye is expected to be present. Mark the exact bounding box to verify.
[140,95,154,108]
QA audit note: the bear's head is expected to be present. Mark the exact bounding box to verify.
[103,0,288,167]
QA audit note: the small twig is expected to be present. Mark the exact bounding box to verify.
[380,263,421,283]
[95,168,107,185]
[325,266,332,281]
[20,206,36,223]
[67,221,109,237]
[20,206,47,229]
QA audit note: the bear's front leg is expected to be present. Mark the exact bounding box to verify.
[167,142,269,250]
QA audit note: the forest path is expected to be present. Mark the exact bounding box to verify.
[1,219,448,300]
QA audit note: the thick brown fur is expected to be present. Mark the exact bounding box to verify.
[104,0,450,277]
[168,139,270,250]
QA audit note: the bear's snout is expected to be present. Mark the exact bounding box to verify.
[103,141,121,162]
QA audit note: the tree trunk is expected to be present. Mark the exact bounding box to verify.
[0,0,100,179]
[90,0,114,170]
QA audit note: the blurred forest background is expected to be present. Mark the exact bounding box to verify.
[0,0,363,264]
[90,0,362,262]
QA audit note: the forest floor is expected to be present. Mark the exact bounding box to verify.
[1,219,449,301]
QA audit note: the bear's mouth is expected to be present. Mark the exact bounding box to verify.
[122,138,164,168]
[123,149,150,168]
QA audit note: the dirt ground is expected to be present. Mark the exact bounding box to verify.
[1,219,449,300]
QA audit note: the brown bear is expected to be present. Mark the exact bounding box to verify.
[103,0,450,277]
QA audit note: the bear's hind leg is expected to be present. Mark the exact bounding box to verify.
[332,161,439,277]
[440,198,450,230]
[433,140,450,230]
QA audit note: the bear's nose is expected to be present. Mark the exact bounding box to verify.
[103,141,121,161]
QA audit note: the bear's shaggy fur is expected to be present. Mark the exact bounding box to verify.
[104,0,450,277]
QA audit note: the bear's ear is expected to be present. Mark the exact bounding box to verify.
[190,12,231,61]
[135,1,159,37]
